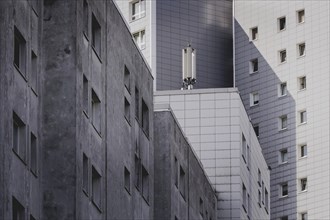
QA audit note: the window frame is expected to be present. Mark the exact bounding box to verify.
[279,115,288,131]
[279,49,287,64]
[278,82,287,97]
[250,27,258,41]
[278,16,286,32]
[279,182,288,197]
[300,178,307,192]
[249,58,258,74]
[299,110,307,124]
[298,76,306,91]
[130,0,146,21]
[299,144,307,158]
[133,29,146,50]
[250,92,259,107]
[279,148,288,164]
[297,42,306,58]
[14,26,27,77]
[297,9,305,24]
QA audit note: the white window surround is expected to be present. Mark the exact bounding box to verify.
[279,115,288,130]
[297,9,305,24]
[250,27,258,41]
[279,182,288,197]
[250,92,259,106]
[298,76,306,90]
[278,82,287,97]
[130,0,146,21]
[297,42,306,57]
[299,144,307,158]
[278,16,286,32]
[249,58,258,74]
[300,178,307,192]
[279,149,288,164]
[279,49,287,64]
[299,110,307,124]
[133,30,146,50]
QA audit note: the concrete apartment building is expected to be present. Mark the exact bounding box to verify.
[154,107,217,220]
[114,0,233,90]
[154,88,270,220]
[0,0,154,219]
[234,1,330,219]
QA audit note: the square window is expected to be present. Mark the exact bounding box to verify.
[30,132,37,175]
[83,75,88,114]
[12,197,25,220]
[14,27,27,75]
[249,59,258,73]
[142,99,149,136]
[301,212,307,220]
[31,51,38,92]
[83,153,88,193]
[124,66,131,92]
[142,165,149,201]
[133,30,146,50]
[124,166,131,193]
[298,43,306,57]
[279,49,287,63]
[279,149,288,163]
[299,110,307,124]
[298,76,306,90]
[278,17,286,31]
[279,82,287,97]
[253,125,259,138]
[300,144,307,158]
[300,178,307,192]
[13,112,27,162]
[297,9,305,24]
[250,92,259,106]
[92,166,101,208]
[124,98,131,123]
[250,27,258,41]
[179,166,186,198]
[91,89,101,132]
[280,183,288,197]
[131,0,146,21]
[279,115,288,130]
[92,14,101,56]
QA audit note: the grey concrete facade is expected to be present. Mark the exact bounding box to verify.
[154,108,217,220]
[154,88,270,220]
[0,0,154,219]
[234,1,330,219]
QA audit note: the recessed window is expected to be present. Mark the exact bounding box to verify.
[300,178,307,192]
[91,89,101,132]
[250,92,259,106]
[250,27,258,41]
[92,166,101,208]
[242,134,247,162]
[92,13,101,56]
[124,66,131,92]
[130,0,146,21]
[301,212,308,220]
[262,181,265,203]
[174,157,178,187]
[297,9,305,24]
[258,190,261,206]
[249,58,258,73]
[179,166,186,198]
[30,132,37,175]
[253,124,259,138]
[279,82,287,97]
[300,144,307,158]
[13,112,27,162]
[279,115,288,130]
[83,0,88,36]
[133,30,146,50]
[298,76,306,90]
[278,17,286,31]
[124,98,131,123]
[246,145,250,169]
[134,155,141,190]
[279,49,287,63]
[142,165,149,201]
[299,110,307,124]
[135,87,139,120]
[14,26,27,75]
[242,183,247,212]
[280,182,288,197]
[199,198,204,217]
[31,51,38,92]
[142,99,149,136]
[258,169,261,186]
[12,196,25,220]
[281,216,288,220]
[83,75,88,114]
[297,43,306,57]
[83,153,88,194]
[279,149,288,164]
[124,166,131,193]
[265,188,269,211]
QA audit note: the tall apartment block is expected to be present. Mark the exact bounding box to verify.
[114,0,233,90]
[154,88,270,220]
[234,1,330,219]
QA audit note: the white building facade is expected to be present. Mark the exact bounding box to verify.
[234,1,330,219]
[155,88,270,220]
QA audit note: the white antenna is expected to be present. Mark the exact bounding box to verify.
[182,44,196,90]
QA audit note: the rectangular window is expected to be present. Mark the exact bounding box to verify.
[258,169,261,186]
[279,149,288,163]
[262,181,265,203]
[199,198,204,217]
[124,66,131,92]
[242,183,247,212]
[246,145,250,169]
[30,132,37,175]
[142,99,149,136]
[279,49,287,63]
[131,0,146,21]
[278,17,286,31]
[279,82,287,97]
[300,178,307,192]
[124,98,131,123]
[300,144,307,158]
[91,89,101,132]
[133,30,146,50]
[279,115,288,130]
[250,92,259,106]
[298,43,306,57]
[299,110,307,124]
[179,166,186,198]
[83,75,88,114]
[13,112,27,162]
[83,0,88,36]
[135,87,139,120]
[249,58,258,73]
[14,26,27,75]
[298,76,306,90]
[301,212,307,220]
[142,165,149,202]
[12,197,25,220]
[124,166,131,193]
[174,157,178,187]
[253,125,259,137]
[135,155,141,190]
[92,166,101,208]
[83,153,88,193]
[242,134,247,162]
[92,14,101,56]
[281,216,288,220]
[265,188,269,211]
[297,9,305,24]
[280,182,288,197]
[31,51,38,92]
[250,27,258,41]
[258,190,261,206]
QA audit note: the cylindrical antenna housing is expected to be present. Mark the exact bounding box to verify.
[182,44,196,89]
